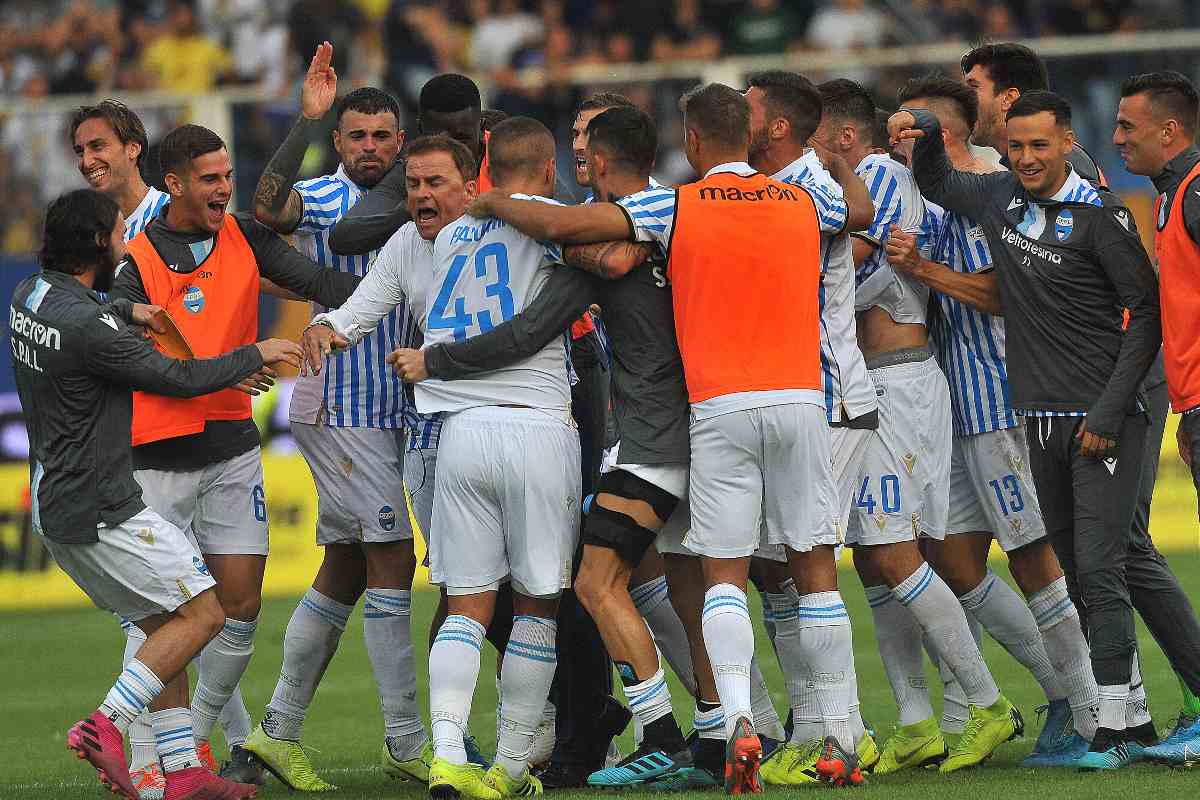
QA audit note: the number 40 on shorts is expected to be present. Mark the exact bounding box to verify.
[856,474,901,514]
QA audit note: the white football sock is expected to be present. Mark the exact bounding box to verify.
[766,583,822,744]
[1098,683,1130,732]
[926,613,980,735]
[895,563,999,709]
[219,686,252,748]
[151,707,200,773]
[750,656,785,740]
[430,615,486,765]
[633,577,698,697]
[1127,652,1152,729]
[496,616,558,780]
[798,591,853,751]
[961,571,1062,702]
[702,584,755,738]
[364,589,424,741]
[1029,577,1099,740]
[865,584,933,726]
[121,622,158,770]
[192,617,257,742]
[625,665,674,728]
[847,653,866,744]
[694,702,726,740]
[264,589,353,741]
[101,659,164,733]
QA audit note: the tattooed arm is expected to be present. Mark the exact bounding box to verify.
[562,241,655,279]
[253,41,338,234]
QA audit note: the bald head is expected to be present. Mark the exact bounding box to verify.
[486,116,556,191]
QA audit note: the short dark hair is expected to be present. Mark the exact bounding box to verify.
[679,83,750,150]
[898,72,979,136]
[1121,71,1199,135]
[961,42,1049,95]
[872,108,891,149]
[69,99,149,168]
[159,124,226,176]
[39,189,120,275]
[1007,90,1072,127]
[404,134,479,181]
[747,70,824,144]
[481,108,510,131]
[586,106,657,175]
[577,92,635,115]
[818,79,876,130]
[486,116,556,185]
[419,74,482,113]
[335,87,401,126]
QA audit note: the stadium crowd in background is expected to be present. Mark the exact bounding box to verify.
[3,0,1200,252]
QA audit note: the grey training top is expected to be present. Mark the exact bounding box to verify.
[908,108,1161,440]
[10,270,263,544]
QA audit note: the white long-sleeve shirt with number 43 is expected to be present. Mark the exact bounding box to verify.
[417,195,572,416]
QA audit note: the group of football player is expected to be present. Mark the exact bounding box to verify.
[20,33,1200,800]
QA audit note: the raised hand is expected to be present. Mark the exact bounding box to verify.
[302,41,337,121]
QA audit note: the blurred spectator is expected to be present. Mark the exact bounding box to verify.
[288,0,364,79]
[385,0,459,113]
[196,0,289,91]
[140,1,232,91]
[981,3,1022,38]
[470,0,544,71]
[807,0,891,82]
[728,0,806,55]
[650,0,723,62]
[932,0,981,41]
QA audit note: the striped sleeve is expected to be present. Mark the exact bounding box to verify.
[506,193,565,265]
[295,178,349,233]
[618,187,677,250]
[810,182,848,235]
[859,162,903,245]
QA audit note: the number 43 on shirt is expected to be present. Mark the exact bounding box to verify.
[428,242,515,341]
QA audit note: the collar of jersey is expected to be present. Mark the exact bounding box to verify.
[333,163,371,194]
[771,151,823,183]
[1152,145,1200,195]
[704,161,756,178]
[1031,164,1101,207]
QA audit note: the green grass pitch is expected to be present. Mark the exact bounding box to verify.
[4,550,1200,799]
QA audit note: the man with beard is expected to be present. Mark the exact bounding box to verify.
[107,123,362,783]
[242,43,436,791]
[71,97,258,797]
[327,73,493,256]
[15,188,302,800]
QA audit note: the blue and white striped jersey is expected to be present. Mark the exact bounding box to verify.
[124,187,168,241]
[929,206,1016,437]
[853,154,934,324]
[290,165,422,434]
[772,152,875,423]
